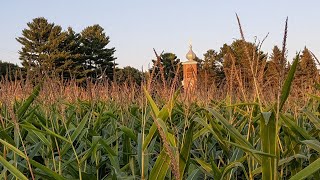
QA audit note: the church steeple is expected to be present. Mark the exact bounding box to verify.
[182,43,198,94]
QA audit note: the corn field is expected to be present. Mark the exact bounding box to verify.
[1,16,320,180]
[0,53,320,180]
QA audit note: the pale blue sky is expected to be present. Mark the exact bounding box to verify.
[1,1,320,69]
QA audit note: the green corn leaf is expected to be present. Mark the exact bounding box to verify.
[280,114,313,140]
[0,155,28,180]
[209,156,222,180]
[225,102,259,107]
[192,127,209,141]
[143,87,160,152]
[279,53,299,111]
[61,112,90,156]
[70,112,90,141]
[144,87,160,116]
[194,117,229,154]
[80,139,100,164]
[0,139,26,158]
[302,140,320,152]
[0,130,15,145]
[304,110,320,130]
[0,140,30,179]
[28,129,51,148]
[122,134,131,165]
[143,124,157,151]
[208,108,261,162]
[307,93,320,102]
[21,122,69,143]
[99,138,117,156]
[252,154,308,176]
[149,149,171,180]
[194,157,212,174]
[28,142,42,159]
[261,112,272,125]
[179,121,195,177]
[226,141,275,158]
[290,158,320,180]
[220,162,249,180]
[118,125,137,142]
[37,123,70,143]
[157,118,168,134]
[260,111,277,180]
[186,169,201,180]
[17,84,41,120]
[143,88,169,150]
[29,159,66,180]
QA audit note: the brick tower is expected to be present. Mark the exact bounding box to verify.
[182,45,197,92]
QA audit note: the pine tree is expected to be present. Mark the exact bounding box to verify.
[80,25,116,80]
[16,17,69,76]
[296,47,318,86]
[151,52,181,82]
[265,46,285,88]
[60,27,88,81]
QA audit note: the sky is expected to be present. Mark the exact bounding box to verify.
[1,0,320,69]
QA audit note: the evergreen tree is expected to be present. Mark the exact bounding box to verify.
[17,18,117,82]
[16,17,69,76]
[151,52,181,82]
[60,27,88,81]
[80,25,116,80]
[296,47,318,86]
[265,46,285,87]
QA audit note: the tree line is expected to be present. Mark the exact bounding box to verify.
[0,17,319,90]
[151,40,319,94]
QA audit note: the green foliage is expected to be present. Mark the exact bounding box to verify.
[0,60,21,79]
[151,52,182,82]
[16,17,70,75]
[220,40,267,90]
[80,24,116,80]
[16,17,116,81]
[198,49,225,87]
[115,66,143,85]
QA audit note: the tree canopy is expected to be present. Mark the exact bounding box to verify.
[115,66,143,85]
[16,17,116,81]
[151,52,182,83]
[295,47,318,85]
